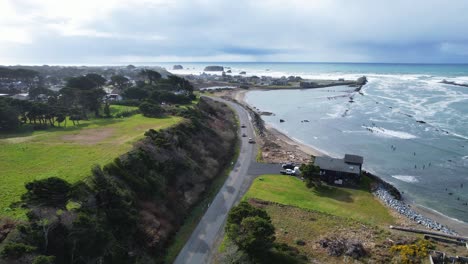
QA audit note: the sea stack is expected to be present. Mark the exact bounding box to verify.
[173,65,183,70]
[356,76,368,85]
[204,65,224,71]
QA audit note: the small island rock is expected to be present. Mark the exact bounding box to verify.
[204,65,224,71]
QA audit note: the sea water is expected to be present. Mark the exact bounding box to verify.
[162,62,468,223]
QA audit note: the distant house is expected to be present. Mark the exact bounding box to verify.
[272,79,289,86]
[10,93,29,100]
[314,154,364,185]
[105,93,122,101]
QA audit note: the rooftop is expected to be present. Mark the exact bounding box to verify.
[314,154,363,175]
[344,154,364,165]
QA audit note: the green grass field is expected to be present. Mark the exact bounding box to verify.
[0,109,182,219]
[244,175,394,226]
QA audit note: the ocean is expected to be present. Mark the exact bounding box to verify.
[162,62,468,224]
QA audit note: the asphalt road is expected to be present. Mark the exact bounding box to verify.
[174,97,280,264]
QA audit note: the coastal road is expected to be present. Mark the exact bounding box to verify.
[174,97,280,264]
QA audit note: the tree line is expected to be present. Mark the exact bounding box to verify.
[0,69,196,132]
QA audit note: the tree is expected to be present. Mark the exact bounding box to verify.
[122,87,149,100]
[110,75,130,90]
[65,76,97,90]
[227,201,270,226]
[228,216,276,256]
[139,69,161,85]
[167,75,194,93]
[63,75,106,117]
[85,73,106,88]
[226,202,275,257]
[300,160,321,188]
[0,100,20,131]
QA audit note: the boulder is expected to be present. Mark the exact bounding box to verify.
[356,76,368,85]
[239,71,246,75]
[204,66,224,71]
[172,65,183,70]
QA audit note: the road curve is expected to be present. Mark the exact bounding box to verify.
[174,96,258,264]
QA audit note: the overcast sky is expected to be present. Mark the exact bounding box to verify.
[1,0,468,64]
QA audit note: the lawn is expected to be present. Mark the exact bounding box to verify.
[244,175,395,226]
[0,111,182,219]
[109,104,139,115]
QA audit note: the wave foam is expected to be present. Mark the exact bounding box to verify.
[362,126,418,139]
[392,175,419,183]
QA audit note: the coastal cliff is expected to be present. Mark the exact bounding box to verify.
[0,98,237,263]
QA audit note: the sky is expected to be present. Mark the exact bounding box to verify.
[1,0,468,64]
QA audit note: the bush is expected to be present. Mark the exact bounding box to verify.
[390,239,434,264]
[1,242,36,259]
[110,99,141,107]
[114,109,140,118]
[139,102,164,117]
[22,177,72,208]
[33,255,55,264]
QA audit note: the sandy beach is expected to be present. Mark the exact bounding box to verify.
[222,88,468,237]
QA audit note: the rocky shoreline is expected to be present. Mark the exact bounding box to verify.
[214,87,467,235]
[373,185,457,235]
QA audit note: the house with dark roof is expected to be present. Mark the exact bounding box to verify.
[314,154,364,185]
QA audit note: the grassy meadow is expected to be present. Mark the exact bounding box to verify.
[0,106,182,219]
[244,175,395,226]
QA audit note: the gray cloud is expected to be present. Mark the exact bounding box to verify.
[1,0,468,64]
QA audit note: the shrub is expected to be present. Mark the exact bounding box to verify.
[139,102,164,117]
[114,109,140,118]
[22,177,72,208]
[390,239,434,264]
[1,242,36,259]
[33,255,55,264]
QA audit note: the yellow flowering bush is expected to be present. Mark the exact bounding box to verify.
[390,239,435,264]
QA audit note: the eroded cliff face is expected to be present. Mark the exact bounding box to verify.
[103,97,237,258]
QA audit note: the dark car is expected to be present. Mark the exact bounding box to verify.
[242,133,247,137]
[282,163,295,170]
[241,124,246,128]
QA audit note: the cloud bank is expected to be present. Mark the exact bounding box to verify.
[1,0,468,64]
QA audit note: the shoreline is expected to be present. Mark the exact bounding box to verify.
[228,88,468,236]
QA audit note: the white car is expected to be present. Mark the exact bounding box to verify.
[248,138,255,144]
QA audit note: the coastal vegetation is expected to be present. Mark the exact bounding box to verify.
[218,173,467,263]
[244,175,394,226]
[221,202,308,264]
[0,97,238,263]
[0,111,181,219]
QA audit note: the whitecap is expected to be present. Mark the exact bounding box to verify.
[392,175,419,183]
[361,126,418,139]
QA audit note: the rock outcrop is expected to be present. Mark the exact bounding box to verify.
[172,65,183,70]
[204,65,224,71]
[356,76,368,85]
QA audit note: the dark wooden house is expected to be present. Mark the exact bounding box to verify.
[314,154,364,185]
